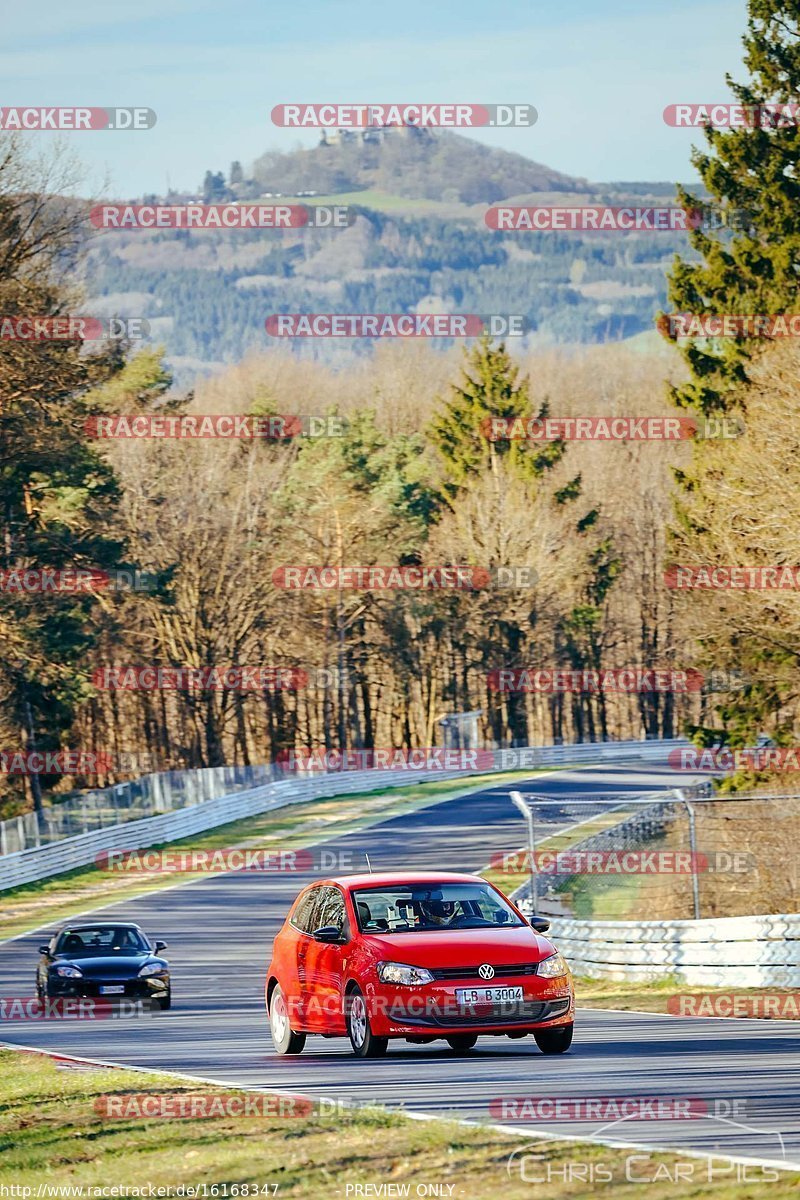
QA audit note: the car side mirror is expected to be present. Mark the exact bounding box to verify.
[312,925,343,944]
[38,944,50,956]
[529,916,551,934]
[154,941,167,953]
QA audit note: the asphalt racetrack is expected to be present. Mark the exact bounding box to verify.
[1,759,797,1167]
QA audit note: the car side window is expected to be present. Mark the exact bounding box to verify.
[316,887,346,935]
[290,888,320,934]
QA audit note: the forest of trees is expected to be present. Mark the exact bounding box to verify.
[0,128,699,817]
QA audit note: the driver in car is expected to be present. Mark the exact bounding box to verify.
[419,898,460,928]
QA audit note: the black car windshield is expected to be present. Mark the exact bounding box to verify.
[352,884,524,933]
[54,927,150,956]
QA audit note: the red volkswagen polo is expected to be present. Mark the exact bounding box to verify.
[265,871,574,1057]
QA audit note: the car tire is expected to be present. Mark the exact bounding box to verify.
[269,984,306,1055]
[446,1035,478,1052]
[346,986,388,1058]
[533,1023,573,1054]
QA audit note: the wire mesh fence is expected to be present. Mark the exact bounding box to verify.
[503,784,800,921]
[0,764,282,855]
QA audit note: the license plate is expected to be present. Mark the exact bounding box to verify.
[455,985,524,1005]
[99,985,125,995]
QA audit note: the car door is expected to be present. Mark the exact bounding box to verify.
[300,885,348,1033]
[293,885,325,1025]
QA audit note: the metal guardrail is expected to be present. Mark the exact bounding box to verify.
[0,763,281,855]
[0,737,689,891]
[541,912,800,988]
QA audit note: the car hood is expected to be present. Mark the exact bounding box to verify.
[51,955,165,977]
[360,925,555,964]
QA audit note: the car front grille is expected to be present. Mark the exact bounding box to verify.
[429,963,540,981]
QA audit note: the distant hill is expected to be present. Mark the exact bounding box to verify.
[83,138,693,384]
[251,128,588,205]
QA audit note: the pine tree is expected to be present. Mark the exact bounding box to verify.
[428,335,564,500]
[664,2,800,780]
[665,0,800,415]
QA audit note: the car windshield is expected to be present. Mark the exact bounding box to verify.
[352,884,524,933]
[54,927,150,957]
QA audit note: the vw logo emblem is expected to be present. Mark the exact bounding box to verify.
[478,963,495,980]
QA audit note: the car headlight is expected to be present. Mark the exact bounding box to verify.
[138,962,164,978]
[53,965,83,978]
[537,952,568,979]
[377,961,434,986]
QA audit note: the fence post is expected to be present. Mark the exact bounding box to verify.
[510,790,538,911]
[673,789,701,920]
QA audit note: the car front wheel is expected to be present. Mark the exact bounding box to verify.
[533,1023,573,1054]
[346,986,388,1058]
[269,984,306,1055]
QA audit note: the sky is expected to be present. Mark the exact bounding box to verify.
[3,0,749,197]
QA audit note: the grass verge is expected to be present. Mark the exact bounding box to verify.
[575,975,800,1018]
[0,1049,793,1196]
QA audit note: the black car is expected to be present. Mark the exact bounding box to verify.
[36,921,171,1009]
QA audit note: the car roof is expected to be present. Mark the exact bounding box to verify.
[327,871,488,889]
[54,921,144,932]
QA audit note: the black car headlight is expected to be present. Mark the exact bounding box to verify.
[53,965,83,978]
[138,962,165,978]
